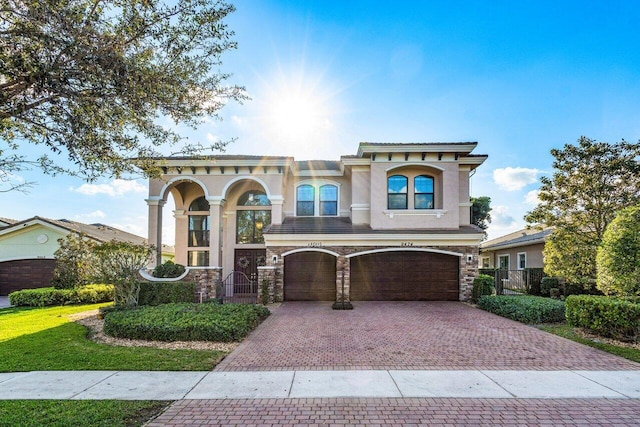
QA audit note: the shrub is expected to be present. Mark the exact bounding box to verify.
[138,281,196,306]
[540,277,559,297]
[103,303,270,342]
[50,233,97,289]
[8,284,114,307]
[471,274,494,303]
[566,295,640,342]
[477,295,566,324]
[93,241,154,307]
[596,204,640,296]
[152,261,186,278]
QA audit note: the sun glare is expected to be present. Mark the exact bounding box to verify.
[269,92,325,140]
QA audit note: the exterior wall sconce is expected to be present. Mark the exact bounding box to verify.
[255,221,263,230]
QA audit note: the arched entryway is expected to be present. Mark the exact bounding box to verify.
[349,250,459,301]
[283,251,337,301]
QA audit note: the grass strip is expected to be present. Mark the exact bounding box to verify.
[0,400,170,427]
[538,323,640,363]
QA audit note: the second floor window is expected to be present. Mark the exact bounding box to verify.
[319,185,338,216]
[388,175,408,209]
[188,197,210,247]
[297,185,315,216]
[414,175,434,209]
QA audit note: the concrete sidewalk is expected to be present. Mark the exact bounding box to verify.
[1,370,639,400]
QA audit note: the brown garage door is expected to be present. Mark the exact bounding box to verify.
[284,252,336,301]
[350,251,459,301]
[0,259,56,295]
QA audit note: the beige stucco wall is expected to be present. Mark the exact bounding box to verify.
[0,224,67,261]
[480,243,545,269]
[369,161,460,229]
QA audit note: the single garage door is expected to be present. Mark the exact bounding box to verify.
[0,259,56,296]
[284,252,336,301]
[350,251,459,301]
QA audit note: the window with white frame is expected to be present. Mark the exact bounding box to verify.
[498,254,509,269]
[481,257,491,268]
[296,183,339,216]
[517,252,526,270]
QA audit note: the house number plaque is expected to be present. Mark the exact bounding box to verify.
[307,242,323,247]
[401,242,414,246]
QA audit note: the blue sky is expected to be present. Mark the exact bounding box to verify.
[4,0,640,243]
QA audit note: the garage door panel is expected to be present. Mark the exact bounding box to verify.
[284,252,336,301]
[350,251,459,301]
[0,259,56,296]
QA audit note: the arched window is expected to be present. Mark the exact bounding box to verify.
[319,185,338,216]
[236,190,272,244]
[187,197,210,250]
[189,196,209,211]
[297,185,315,216]
[238,191,270,206]
[388,175,408,209]
[414,175,434,209]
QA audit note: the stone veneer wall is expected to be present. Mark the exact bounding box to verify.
[182,267,223,301]
[265,246,479,303]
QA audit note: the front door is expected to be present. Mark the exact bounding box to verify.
[234,249,266,281]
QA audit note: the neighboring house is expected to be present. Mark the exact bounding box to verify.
[0,217,174,295]
[146,142,487,302]
[479,227,552,270]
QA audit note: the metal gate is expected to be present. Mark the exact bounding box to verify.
[220,271,258,304]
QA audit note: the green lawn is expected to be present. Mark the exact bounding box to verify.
[538,323,640,363]
[0,303,226,372]
[0,400,170,427]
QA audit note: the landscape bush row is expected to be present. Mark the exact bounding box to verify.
[9,281,197,307]
[477,295,566,324]
[8,284,114,307]
[103,302,270,342]
[566,295,640,342]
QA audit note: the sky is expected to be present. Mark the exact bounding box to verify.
[4,0,640,244]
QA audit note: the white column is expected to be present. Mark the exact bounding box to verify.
[208,197,224,267]
[270,195,284,225]
[146,197,165,267]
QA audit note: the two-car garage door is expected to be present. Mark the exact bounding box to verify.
[284,250,459,301]
[350,251,459,301]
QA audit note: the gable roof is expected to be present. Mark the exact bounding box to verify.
[0,217,17,227]
[480,227,552,251]
[0,216,174,254]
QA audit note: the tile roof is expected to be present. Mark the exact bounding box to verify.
[295,160,342,171]
[265,217,483,235]
[480,227,552,250]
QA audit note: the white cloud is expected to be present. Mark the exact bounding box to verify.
[231,115,246,126]
[491,205,518,228]
[74,210,106,221]
[493,167,539,191]
[71,179,146,196]
[525,189,540,205]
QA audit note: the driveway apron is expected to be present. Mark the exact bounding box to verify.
[216,301,640,371]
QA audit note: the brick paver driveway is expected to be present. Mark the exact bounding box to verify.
[216,301,640,371]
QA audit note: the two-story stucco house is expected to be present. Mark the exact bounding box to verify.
[145,142,487,302]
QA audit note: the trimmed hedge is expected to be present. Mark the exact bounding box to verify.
[566,295,640,342]
[471,274,494,303]
[103,303,270,342]
[8,284,114,307]
[477,295,566,324]
[540,277,559,297]
[138,281,196,306]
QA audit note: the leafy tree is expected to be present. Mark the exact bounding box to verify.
[596,204,640,296]
[93,241,153,306]
[471,196,492,238]
[50,233,96,289]
[1,0,246,184]
[526,136,640,288]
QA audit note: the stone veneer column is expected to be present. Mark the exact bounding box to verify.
[185,267,222,301]
[336,255,350,302]
[459,247,479,302]
[257,266,276,304]
[146,198,165,267]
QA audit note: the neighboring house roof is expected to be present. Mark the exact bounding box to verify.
[0,217,18,227]
[266,217,483,235]
[0,216,174,254]
[480,227,552,252]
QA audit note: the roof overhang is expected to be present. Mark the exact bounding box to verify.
[264,232,484,247]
